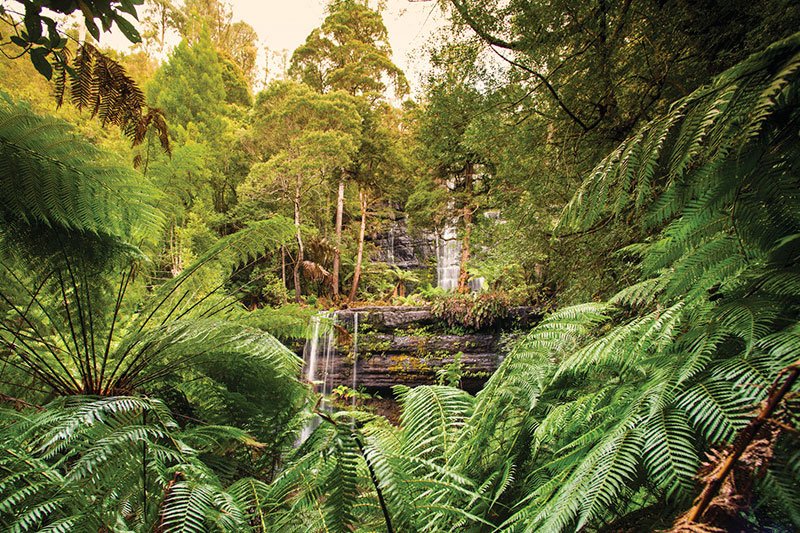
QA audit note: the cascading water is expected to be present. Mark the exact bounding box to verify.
[302,313,323,387]
[298,311,336,444]
[436,223,461,291]
[320,313,336,398]
[298,310,362,442]
[387,224,396,265]
[351,312,359,408]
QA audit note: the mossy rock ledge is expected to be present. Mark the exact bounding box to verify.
[318,305,541,393]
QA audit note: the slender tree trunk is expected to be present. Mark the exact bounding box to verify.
[280,245,287,302]
[332,177,345,299]
[458,165,474,293]
[293,189,304,303]
[348,188,367,302]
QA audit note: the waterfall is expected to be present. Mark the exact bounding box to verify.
[302,311,335,391]
[387,224,396,265]
[436,223,461,291]
[351,312,359,407]
[436,222,487,292]
[299,310,366,443]
[298,311,335,444]
[302,314,323,387]
[320,312,336,398]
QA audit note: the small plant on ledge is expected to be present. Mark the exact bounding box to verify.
[331,385,375,408]
[436,352,464,388]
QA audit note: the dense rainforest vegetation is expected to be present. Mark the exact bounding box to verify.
[0,0,799,531]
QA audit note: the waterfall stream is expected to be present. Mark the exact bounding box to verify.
[387,224,395,265]
[302,311,336,394]
[298,310,363,442]
[436,223,461,291]
[298,311,336,444]
[436,222,486,292]
[352,312,359,407]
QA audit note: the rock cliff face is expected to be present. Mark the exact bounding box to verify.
[305,306,540,394]
[368,218,436,270]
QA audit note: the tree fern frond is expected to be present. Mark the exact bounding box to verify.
[159,480,219,533]
[558,33,800,234]
[642,409,699,500]
[0,93,164,252]
[397,385,474,463]
[65,43,171,158]
[677,380,752,443]
[131,217,295,331]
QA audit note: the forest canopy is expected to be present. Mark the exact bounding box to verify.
[0,0,798,531]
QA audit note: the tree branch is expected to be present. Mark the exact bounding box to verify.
[447,0,526,51]
[488,46,592,132]
[682,359,800,525]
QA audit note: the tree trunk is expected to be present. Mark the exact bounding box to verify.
[349,188,368,302]
[458,165,474,293]
[280,245,287,302]
[293,190,304,303]
[332,177,345,299]
[170,222,183,277]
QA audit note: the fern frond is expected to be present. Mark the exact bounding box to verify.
[67,43,171,158]
[0,92,163,250]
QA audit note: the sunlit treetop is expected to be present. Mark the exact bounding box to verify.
[290,0,408,100]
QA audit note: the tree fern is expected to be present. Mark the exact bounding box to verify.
[0,396,261,531]
[481,32,800,532]
[0,92,162,251]
[0,212,298,396]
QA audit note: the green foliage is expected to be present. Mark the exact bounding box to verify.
[331,385,372,406]
[219,53,252,107]
[433,0,800,304]
[148,34,226,138]
[415,283,448,301]
[0,396,259,532]
[247,80,362,158]
[64,43,171,162]
[143,10,254,215]
[244,266,289,306]
[0,92,307,523]
[289,0,408,99]
[1,0,142,77]
[437,352,464,387]
[269,32,800,532]
[1,0,170,158]
[241,81,361,208]
[475,33,800,531]
[417,75,488,180]
[3,6,800,533]
[405,174,450,233]
[0,92,162,252]
[242,303,317,342]
[1,198,300,396]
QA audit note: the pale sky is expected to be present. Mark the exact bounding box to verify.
[103,0,447,96]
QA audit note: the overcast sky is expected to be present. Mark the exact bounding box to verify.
[103,0,446,96]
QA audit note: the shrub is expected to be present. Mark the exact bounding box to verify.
[431,291,511,330]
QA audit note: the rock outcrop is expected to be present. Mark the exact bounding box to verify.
[368,217,436,270]
[309,305,540,393]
